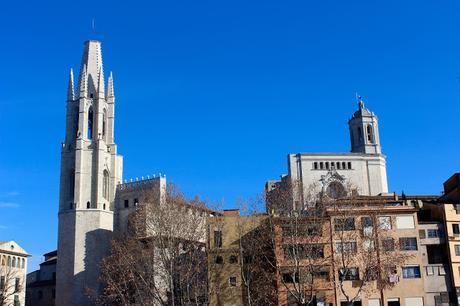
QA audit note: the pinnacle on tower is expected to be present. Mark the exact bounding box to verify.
[106,71,114,98]
[67,68,75,101]
[78,64,88,98]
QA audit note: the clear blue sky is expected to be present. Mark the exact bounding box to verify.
[1,0,460,270]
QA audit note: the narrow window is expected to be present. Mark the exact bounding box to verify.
[342,162,346,169]
[69,169,75,199]
[124,199,129,208]
[87,201,90,209]
[87,107,93,140]
[134,198,139,206]
[455,245,460,256]
[214,230,222,248]
[15,277,19,291]
[0,276,4,289]
[348,162,352,169]
[38,290,43,300]
[313,162,318,170]
[367,124,374,143]
[21,259,25,269]
[103,170,109,200]
[336,162,341,169]
[12,257,16,267]
[320,162,324,170]
[102,109,107,138]
[103,204,106,210]
[325,162,329,169]
[453,224,460,235]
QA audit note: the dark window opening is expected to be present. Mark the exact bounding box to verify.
[399,237,418,251]
[87,107,93,140]
[124,199,129,208]
[87,201,90,209]
[229,255,238,264]
[215,256,223,264]
[214,230,222,248]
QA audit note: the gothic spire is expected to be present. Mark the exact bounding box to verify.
[67,68,75,101]
[78,64,88,98]
[79,40,104,96]
[106,71,114,98]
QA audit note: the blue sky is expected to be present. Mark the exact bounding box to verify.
[1,0,460,270]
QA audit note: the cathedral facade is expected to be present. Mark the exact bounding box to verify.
[266,99,388,210]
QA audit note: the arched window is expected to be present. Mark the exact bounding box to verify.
[102,109,107,139]
[7,256,11,266]
[326,181,346,199]
[16,257,20,268]
[87,107,93,140]
[367,124,374,143]
[342,162,346,169]
[103,170,109,200]
[87,201,90,209]
[21,258,25,269]
[12,257,16,268]
[1,256,5,266]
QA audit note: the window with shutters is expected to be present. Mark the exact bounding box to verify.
[396,215,415,229]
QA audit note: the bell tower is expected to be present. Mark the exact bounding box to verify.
[348,95,382,154]
[56,40,123,306]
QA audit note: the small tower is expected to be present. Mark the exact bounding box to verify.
[56,40,123,306]
[348,95,382,154]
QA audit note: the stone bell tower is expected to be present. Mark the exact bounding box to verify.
[348,95,382,155]
[56,40,123,306]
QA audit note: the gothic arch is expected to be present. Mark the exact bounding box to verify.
[103,169,110,200]
[87,106,94,140]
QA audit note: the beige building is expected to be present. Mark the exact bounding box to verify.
[0,241,30,306]
[26,250,57,306]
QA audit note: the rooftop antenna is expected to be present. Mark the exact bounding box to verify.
[92,18,96,34]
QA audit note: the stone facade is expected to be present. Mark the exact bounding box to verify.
[267,98,388,211]
[26,250,57,306]
[0,241,29,306]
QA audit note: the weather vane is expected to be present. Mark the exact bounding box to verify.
[355,92,364,109]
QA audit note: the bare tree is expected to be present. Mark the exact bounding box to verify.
[234,199,278,306]
[265,179,413,306]
[0,263,24,306]
[98,183,212,306]
[329,194,413,306]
